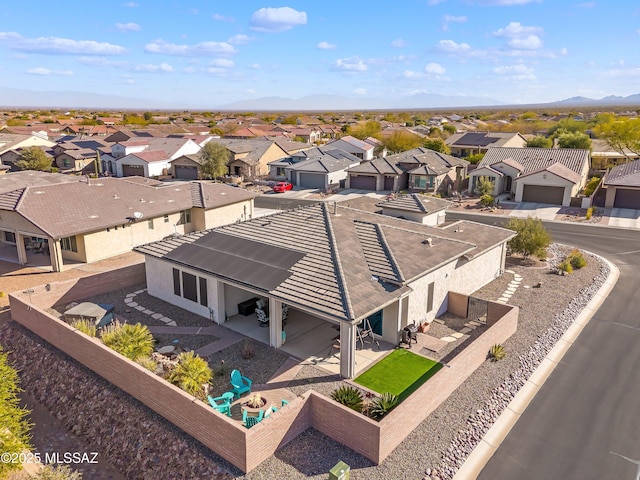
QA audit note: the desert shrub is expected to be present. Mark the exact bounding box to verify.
[167,351,213,399]
[488,343,506,362]
[135,356,158,373]
[558,259,573,275]
[568,249,587,269]
[480,194,494,207]
[100,321,154,361]
[585,207,593,220]
[8,464,84,480]
[70,318,96,337]
[331,385,364,412]
[241,338,255,359]
[505,217,552,259]
[583,177,601,197]
[369,392,399,420]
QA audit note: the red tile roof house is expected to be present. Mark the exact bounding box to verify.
[136,202,514,378]
[0,172,255,272]
[469,147,590,206]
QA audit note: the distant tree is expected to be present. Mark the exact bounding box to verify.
[422,138,450,154]
[466,153,485,165]
[505,217,551,259]
[526,136,553,148]
[381,130,423,153]
[594,118,640,160]
[0,348,32,478]
[199,142,229,179]
[80,119,98,125]
[519,111,538,120]
[16,146,52,171]
[548,118,585,137]
[349,120,382,140]
[557,131,592,150]
[442,124,457,135]
[143,112,154,121]
[281,115,299,125]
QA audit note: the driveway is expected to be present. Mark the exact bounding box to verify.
[606,207,640,228]
[508,202,561,221]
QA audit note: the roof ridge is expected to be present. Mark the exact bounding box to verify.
[411,193,429,213]
[323,203,355,321]
[372,223,405,283]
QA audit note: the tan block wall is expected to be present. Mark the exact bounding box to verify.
[447,291,469,317]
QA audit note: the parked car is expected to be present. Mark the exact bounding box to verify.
[272,182,293,193]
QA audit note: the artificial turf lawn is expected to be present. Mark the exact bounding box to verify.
[354,348,443,401]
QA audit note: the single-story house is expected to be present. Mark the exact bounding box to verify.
[214,139,290,179]
[269,148,360,189]
[0,172,256,272]
[446,132,527,157]
[377,193,451,225]
[602,159,640,208]
[116,150,172,178]
[325,135,375,160]
[170,154,202,180]
[112,138,201,178]
[136,203,514,378]
[469,147,591,206]
[345,157,404,191]
[590,139,640,170]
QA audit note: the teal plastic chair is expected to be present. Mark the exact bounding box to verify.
[207,394,232,417]
[242,409,264,428]
[230,369,253,399]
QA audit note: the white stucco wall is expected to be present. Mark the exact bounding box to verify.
[381,207,443,226]
[192,200,253,230]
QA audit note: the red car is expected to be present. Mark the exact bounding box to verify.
[272,182,293,193]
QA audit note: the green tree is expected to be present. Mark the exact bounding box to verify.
[442,124,457,135]
[422,138,451,154]
[281,115,298,125]
[526,136,552,148]
[594,118,640,160]
[199,142,229,179]
[0,348,32,478]
[505,217,551,259]
[557,131,591,150]
[143,111,154,122]
[349,120,382,140]
[466,153,485,165]
[381,130,423,153]
[476,176,494,196]
[548,118,586,136]
[16,146,52,171]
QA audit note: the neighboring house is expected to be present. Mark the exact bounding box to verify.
[136,202,514,378]
[602,159,640,208]
[215,139,290,179]
[346,157,404,191]
[0,172,256,272]
[170,154,203,180]
[590,139,640,170]
[0,133,55,157]
[289,127,322,143]
[54,148,98,173]
[326,135,375,160]
[116,150,172,178]
[377,193,451,226]
[282,150,360,190]
[446,132,527,157]
[469,147,590,206]
[112,138,201,177]
[0,147,55,172]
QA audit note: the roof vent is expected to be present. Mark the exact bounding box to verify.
[422,238,433,247]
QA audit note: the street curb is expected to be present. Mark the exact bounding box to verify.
[452,252,620,480]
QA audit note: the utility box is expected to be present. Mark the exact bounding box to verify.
[329,461,350,480]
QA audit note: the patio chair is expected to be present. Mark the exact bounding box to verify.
[242,409,264,428]
[255,308,269,327]
[282,304,290,322]
[230,369,253,399]
[207,394,232,417]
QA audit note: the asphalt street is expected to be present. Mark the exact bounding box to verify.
[448,213,640,480]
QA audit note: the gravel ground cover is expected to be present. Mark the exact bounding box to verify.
[153,333,219,353]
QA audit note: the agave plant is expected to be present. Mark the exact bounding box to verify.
[330,385,363,412]
[488,343,506,362]
[100,322,154,361]
[167,351,213,399]
[369,392,399,420]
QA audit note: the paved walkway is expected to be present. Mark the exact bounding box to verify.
[497,270,523,304]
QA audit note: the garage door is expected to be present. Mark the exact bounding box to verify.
[613,188,640,209]
[299,173,325,189]
[521,185,565,205]
[384,176,395,190]
[175,165,199,180]
[350,175,377,190]
[122,164,144,177]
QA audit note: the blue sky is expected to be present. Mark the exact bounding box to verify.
[0,1,639,108]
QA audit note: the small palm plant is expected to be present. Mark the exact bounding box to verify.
[100,322,154,361]
[369,392,399,420]
[167,351,213,399]
[330,385,364,412]
[488,343,506,362]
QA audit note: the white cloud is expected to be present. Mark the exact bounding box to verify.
[115,22,141,32]
[77,56,127,67]
[246,89,256,95]
[249,7,307,33]
[402,70,425,79]
[493,22,543,49]
[123,2,138,7]
[436,39,472,53]
[213,13,234,22]
[317,41,336,50]
[470,0,541,5]
[206,67,228,76]
[428,0,447,5]
[508,35,542,49]
[391,38,407,48]
[333,57,368,73]
[209,58,234,68]
[604,67,640,78]
[133,63,173,72]
[144,39,235,56]
[0,32,126,55]
[249,63,261,69]
[574,1,596,6]
[354,88,367,95]
[425,62,446,74]
[493,64,535,80]
[443,14,467,30]
[183,66,197,74]
[26,67,73,76]
[228,34,250,45]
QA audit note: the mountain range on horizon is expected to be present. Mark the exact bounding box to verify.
[1,86,640,111]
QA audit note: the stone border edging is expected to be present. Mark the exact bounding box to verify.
[452,252,620,479]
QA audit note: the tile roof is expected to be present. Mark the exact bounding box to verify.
[479,147,589,176]
[0,170,81,194]
[386,147,469,170]
[446,132,524,148]
[377,193,452,214]
[603,159,640,186]
[516,162,583,184]
[347,158,403,175]
[133,150,170,163]
[136,203,514,322]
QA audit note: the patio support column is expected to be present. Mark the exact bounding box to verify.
[16,233,27,265]
[49,240,64,272]
[213,279,225,324]
[269,299,283,348]
[340,322,357,379]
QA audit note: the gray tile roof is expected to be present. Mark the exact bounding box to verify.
[603,159,640,186]
[516,162,582,184]
[446,132,524,148]
[0,170,81,195]
[479,147,589,176]
[377,193,452,214]
[136,203,514,322]
[386,147,469,170]
[347,158,403,175]
[287,154,357,173]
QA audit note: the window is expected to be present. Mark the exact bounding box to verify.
[4,231,15,243]
[415,176,427,189]
[148,219,154,230]
[164,214,169,223]
[63,159,71,168]
[177,210,191,225]
[427,282,435,313]
[276,167,286,176]
[182,272,197,302]
[61,236,78,252]
[199,277,208,307]
[172,268,181,296]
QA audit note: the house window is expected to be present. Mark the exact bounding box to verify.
[182,272,197,302]
[415,176,427,189]
[63,159,71,168]
[4,231,16,243]
[276,167,286,176]
[199,277,208,307]
[177,210,191,225]
[164,214,169,223]
[148,219,154,230]
[427,282,435,313]
[61,236,78,253]
[173,267,208,305]
[172,268,181,296]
